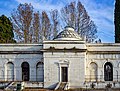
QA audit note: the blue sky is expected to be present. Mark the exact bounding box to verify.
[0,0,115,43]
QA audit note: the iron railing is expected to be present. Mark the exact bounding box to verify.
[85,75,120,82]
[0,75,43,82]
[2,75,120,82]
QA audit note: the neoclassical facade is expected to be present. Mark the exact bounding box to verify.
[0,27,120,90]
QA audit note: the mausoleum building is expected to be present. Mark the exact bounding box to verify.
[0,27,120,90]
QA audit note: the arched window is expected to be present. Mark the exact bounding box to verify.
[104,62,113,81]
[7,62,14,81]
[36,62,44,82]
[21,62,29,81]
[90,62,98,81]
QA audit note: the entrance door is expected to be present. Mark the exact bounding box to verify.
[61,67,68,82]
[104,62,113,81]
[21,62,29,81]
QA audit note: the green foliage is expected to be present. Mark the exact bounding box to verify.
[0,15,16,43]
[115,0,120,43]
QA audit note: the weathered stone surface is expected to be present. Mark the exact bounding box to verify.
[0,27,120,89]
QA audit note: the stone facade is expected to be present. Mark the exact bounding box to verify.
[0,27,120,90]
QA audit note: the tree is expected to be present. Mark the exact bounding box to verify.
[11,3,53,43]
[114,0,120,43]
[50,9,59,39]
[60,1,97,43]
[41,11,51,40]
[32,11,41,43]
[11,1,98,43]
[0,15,15,43]
[11,3,33,43]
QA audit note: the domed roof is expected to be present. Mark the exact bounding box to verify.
[54,27,82,40]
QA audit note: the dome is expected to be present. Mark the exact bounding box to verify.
[54,27,82,40]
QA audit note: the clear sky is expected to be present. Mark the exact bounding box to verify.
[0,0,115,43]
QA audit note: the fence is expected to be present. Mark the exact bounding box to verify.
[85,75,120,82]
[0,75,43,82]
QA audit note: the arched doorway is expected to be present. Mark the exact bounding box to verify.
[21,62,29,81]
[7,62,14,81]
[90,62,98,81]
[104,62,113,81]
[36,62,44,82]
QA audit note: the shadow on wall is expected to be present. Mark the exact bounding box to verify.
[46,82,58,90]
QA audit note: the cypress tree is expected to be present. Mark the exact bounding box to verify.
[0,15,16,43]
[115,0,120,43]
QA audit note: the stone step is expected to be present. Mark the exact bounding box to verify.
[57,82,67,90]
[23,89,49,91]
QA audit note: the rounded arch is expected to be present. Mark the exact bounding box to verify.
[21,62,29,81]
[118,62,120,68]
[87,60,99,68]
[35,60,44,66]
[7,62,14,81]
[7,62,14,66]
[36,62,44,82]
[89,62,98,81]
[102,61,114,68]
[87,60,94,68]
[21,61,29,67]
[104,62,113,81]
[90,62,98,70]
[36,61,44,65]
